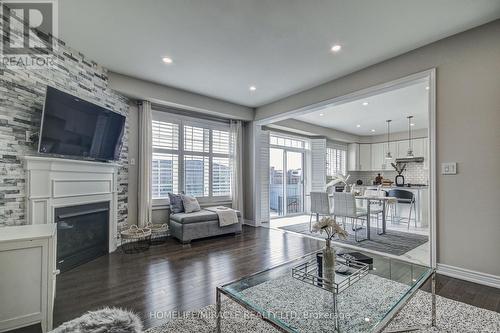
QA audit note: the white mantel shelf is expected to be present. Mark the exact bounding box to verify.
[22,155,120,252]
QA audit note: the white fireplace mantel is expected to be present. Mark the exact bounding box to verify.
[23,155,120,252]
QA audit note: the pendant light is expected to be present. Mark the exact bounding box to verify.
[406,116,414,157]
[385,120,393,159]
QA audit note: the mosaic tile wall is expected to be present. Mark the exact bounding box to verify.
[0,12,130,227]
[349,163,429,186]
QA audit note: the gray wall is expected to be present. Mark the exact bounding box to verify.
[255,20,500,276]
[109,72,254,121]
[0,18,130,228]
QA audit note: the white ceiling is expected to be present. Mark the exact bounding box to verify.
[58,1,500,107]
[294,80,429,136]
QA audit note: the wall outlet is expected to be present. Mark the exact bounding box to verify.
[441,162,457,175]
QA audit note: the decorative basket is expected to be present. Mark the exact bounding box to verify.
[147,223,169,245]
[120,225,152,254]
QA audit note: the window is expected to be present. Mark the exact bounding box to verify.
[270,134,306,149]
[151,112,232,202]
[152,153,178,197]
[326,147,346,176]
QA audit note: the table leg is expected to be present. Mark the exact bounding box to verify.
[366,202,371,240]
[333,292,339,332]
[380,200,387,235]
[316,213,319,222]
[431,271,436,327]
[216,288,222,333]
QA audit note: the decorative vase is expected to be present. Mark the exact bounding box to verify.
[322,239,336,290]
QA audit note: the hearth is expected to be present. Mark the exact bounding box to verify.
[55,202,109,272]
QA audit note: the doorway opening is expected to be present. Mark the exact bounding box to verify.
[255,69,436,267]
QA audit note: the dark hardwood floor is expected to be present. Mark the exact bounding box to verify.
[9,226,500,332]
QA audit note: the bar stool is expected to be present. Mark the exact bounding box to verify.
[388,189,416,229]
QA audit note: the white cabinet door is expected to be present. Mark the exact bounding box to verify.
[423,137,429,170]
[382,142,397,169]
[347,143,359,171]
[412,138,425,157]
[371,143,384,171]
[397,140,410,158]
[359,144,371,171]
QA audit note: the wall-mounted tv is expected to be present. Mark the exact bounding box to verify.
[38,86,125,161]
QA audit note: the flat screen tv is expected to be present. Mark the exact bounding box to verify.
[38,86,125,161]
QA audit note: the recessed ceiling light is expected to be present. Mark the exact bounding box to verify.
[362,102,369,106]
[249,86,257,91]
[319,113,324,116]
[371,129,376,132]
[162,56,173,64]
[331,44,342,52]
[356,124,361,128]
[425,86,430,90]
[410,123,415,126]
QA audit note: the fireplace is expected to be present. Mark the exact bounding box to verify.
[55,202,109,272]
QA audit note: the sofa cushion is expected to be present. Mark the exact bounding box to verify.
[170,209,241,224]
[181,194,201,213]
[168,193,184,214]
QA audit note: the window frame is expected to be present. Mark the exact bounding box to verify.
[152,110,232,207]
[326,146,347,177]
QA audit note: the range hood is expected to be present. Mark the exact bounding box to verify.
[395,157,424,163]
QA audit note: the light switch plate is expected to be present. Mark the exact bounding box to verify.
[130,158,136,166]
[441,162,457,175]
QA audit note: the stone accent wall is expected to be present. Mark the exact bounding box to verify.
[0,12,129,227]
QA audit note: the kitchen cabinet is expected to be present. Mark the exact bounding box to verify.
[347,143,359,171]
[422,137,429,170]
[347,138,428,172]
[397,140,410,158]
[371,143,384,170]
[412,138,425,157]
[347,143,372,171]
[359,144,371,171]
[383,142,397,169]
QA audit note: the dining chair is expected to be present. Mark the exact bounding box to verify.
[332,192,368,242]
[309,192,332,232]
[363,188,384,229]
[387,189,416,229]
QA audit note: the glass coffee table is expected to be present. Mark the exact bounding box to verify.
[216,251,435,332]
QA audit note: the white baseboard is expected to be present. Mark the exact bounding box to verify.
[243,219,258,227]
[437,263,500,289]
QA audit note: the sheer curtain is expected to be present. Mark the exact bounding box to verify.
[229,120,243,212]
[138,101,152,227]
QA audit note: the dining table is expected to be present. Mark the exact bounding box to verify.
[307,193,397,241]
[352,195,397,240]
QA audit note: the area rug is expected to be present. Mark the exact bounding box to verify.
[279,222,428,256]
[146,274,499,333]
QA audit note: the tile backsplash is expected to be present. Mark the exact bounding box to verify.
[349,163,428,186]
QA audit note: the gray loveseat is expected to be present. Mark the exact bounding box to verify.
[169,209,242,244]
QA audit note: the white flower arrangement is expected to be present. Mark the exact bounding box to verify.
[312,216,348,241]
[326,174,350,188]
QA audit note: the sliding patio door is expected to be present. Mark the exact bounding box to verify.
[269,148,304,217]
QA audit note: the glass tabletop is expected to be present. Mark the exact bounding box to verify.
[218,250,433,333]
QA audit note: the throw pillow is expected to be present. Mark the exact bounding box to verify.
[168,193,184,214]
[182,194,201,213]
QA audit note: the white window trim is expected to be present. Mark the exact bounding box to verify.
[152,110,232,207]
[326,146,347,176]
